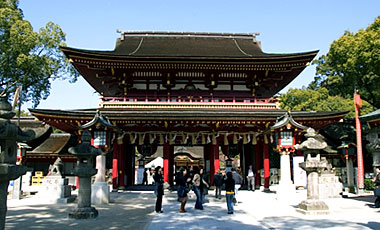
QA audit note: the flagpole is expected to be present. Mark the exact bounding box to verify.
[17,86,22,127]
[354,92,364,194]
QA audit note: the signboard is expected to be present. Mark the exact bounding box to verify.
[293,156,307,188]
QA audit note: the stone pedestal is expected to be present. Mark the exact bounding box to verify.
[69,177,98,219]
[276,153,295,201]
[39,176,74,203]
[91,181,109,205]
[297,200,329,215]
[297,154,330,215]
[91,155,109,205]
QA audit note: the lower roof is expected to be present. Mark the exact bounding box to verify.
[29,108,348,134]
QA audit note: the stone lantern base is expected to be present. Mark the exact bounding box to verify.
[68,207,98,219]
[297,200,329,215]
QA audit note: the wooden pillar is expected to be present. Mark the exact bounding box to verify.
[203,144,210,183]
[163,142,170,183]
[125,144,135,186]
[118,143,126,189]
[263,135,270,189]
[169,145,174,185]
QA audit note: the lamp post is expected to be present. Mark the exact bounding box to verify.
[78,111,120,205]
[338,142,356,193]
[68,131,101,219]
[263,112,308,201]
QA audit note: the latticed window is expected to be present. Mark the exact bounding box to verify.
[93,131,106,146]
[280,131,293,146]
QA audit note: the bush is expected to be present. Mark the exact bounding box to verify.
[364,179,375,191]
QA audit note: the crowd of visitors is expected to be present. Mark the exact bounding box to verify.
[151,164,257,214]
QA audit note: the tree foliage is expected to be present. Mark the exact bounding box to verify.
[280,87,374,118]
[311,15,380,109]
[0,0,78,107]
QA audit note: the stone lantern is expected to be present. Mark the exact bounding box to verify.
[264,112,308,201]
[0,96,35,229]
[68,131,101,219]
[79,111,120,205]
[295,128,331,215]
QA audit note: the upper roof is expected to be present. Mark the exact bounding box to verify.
[61,31,318,61]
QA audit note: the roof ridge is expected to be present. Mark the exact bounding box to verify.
[117,30,260,40]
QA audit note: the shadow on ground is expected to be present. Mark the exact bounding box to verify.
[6,192,156,230]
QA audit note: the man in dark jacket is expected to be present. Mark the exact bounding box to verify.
[224,171,235,214]
[213,169,223,199]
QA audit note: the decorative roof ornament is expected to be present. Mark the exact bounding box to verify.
[263,112,309,134]
[79,110,120,133]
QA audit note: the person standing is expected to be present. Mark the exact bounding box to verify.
[176,167,191,213]
[153,166,164,213]
[200,168,209,204]
[224,171,235,214]
[232,168,242,205]
[213,169,223,199]
[142,168,148,185]
[247,165,255,191]
[192,168,205,210]
[373,167,380,208]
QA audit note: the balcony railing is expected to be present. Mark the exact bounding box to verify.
[100,96,278,109]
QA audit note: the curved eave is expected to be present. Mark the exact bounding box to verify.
[60,46,318,63]
[29,108,348,120]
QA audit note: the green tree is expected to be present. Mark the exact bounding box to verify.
[280,87,374,118]
[0,0,78,107]
[311,15,380,109]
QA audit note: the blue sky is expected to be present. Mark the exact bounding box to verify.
[19,0,380,109]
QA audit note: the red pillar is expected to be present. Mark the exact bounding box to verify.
[263,135,270,189]
[213,143,220,174]
[208,143,219,185]
[354,93,364,191]
[112,139,119,189]
[163,142,170,183]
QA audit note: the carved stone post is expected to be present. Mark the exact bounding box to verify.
[297,154,329,215]
[68,131,101,219]
[295,128,334,215]
[0,96,34,229]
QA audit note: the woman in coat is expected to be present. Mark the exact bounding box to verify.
[153,166,164,213]
[192,167,207,210]
[176,167,191,213]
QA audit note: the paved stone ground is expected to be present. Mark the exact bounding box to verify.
[5,189,380,230]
